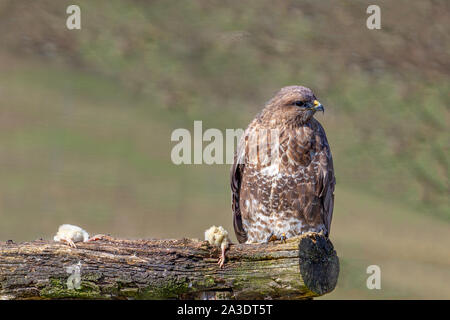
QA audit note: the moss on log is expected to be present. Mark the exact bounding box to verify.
[0,232,339,300]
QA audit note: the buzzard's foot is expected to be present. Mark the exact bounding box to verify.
[218,246,227,268]
[266,232,287,244]
[266,232,277,244]
[87,234,107,242]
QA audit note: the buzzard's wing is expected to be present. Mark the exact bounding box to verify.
[314,123,336,237]
[230,125,252,244]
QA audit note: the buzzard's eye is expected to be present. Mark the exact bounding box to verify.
[295,101,305,107]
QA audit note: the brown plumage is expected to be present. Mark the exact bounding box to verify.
[231,86,335,244]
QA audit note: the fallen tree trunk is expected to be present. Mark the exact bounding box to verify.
[0,232,339,300]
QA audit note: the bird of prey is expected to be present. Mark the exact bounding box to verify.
[231,86,335,244]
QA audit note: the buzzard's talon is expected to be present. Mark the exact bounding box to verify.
[266,232,286,244]
[266,232,278,244]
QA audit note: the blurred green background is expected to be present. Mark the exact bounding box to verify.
[0,0,448,299]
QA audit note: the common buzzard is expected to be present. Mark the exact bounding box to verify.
[231,86,335,243]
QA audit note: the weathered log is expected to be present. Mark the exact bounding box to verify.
[0,232,339,300]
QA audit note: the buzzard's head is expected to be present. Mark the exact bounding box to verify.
[266,86,324,124]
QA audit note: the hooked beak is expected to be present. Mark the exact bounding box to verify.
[312,100,324,113]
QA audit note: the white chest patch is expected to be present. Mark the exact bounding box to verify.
[259,162,280,176]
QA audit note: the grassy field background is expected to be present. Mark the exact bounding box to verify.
[0,0,448,299]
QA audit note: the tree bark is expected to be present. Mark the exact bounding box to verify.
[0,232,339,300]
